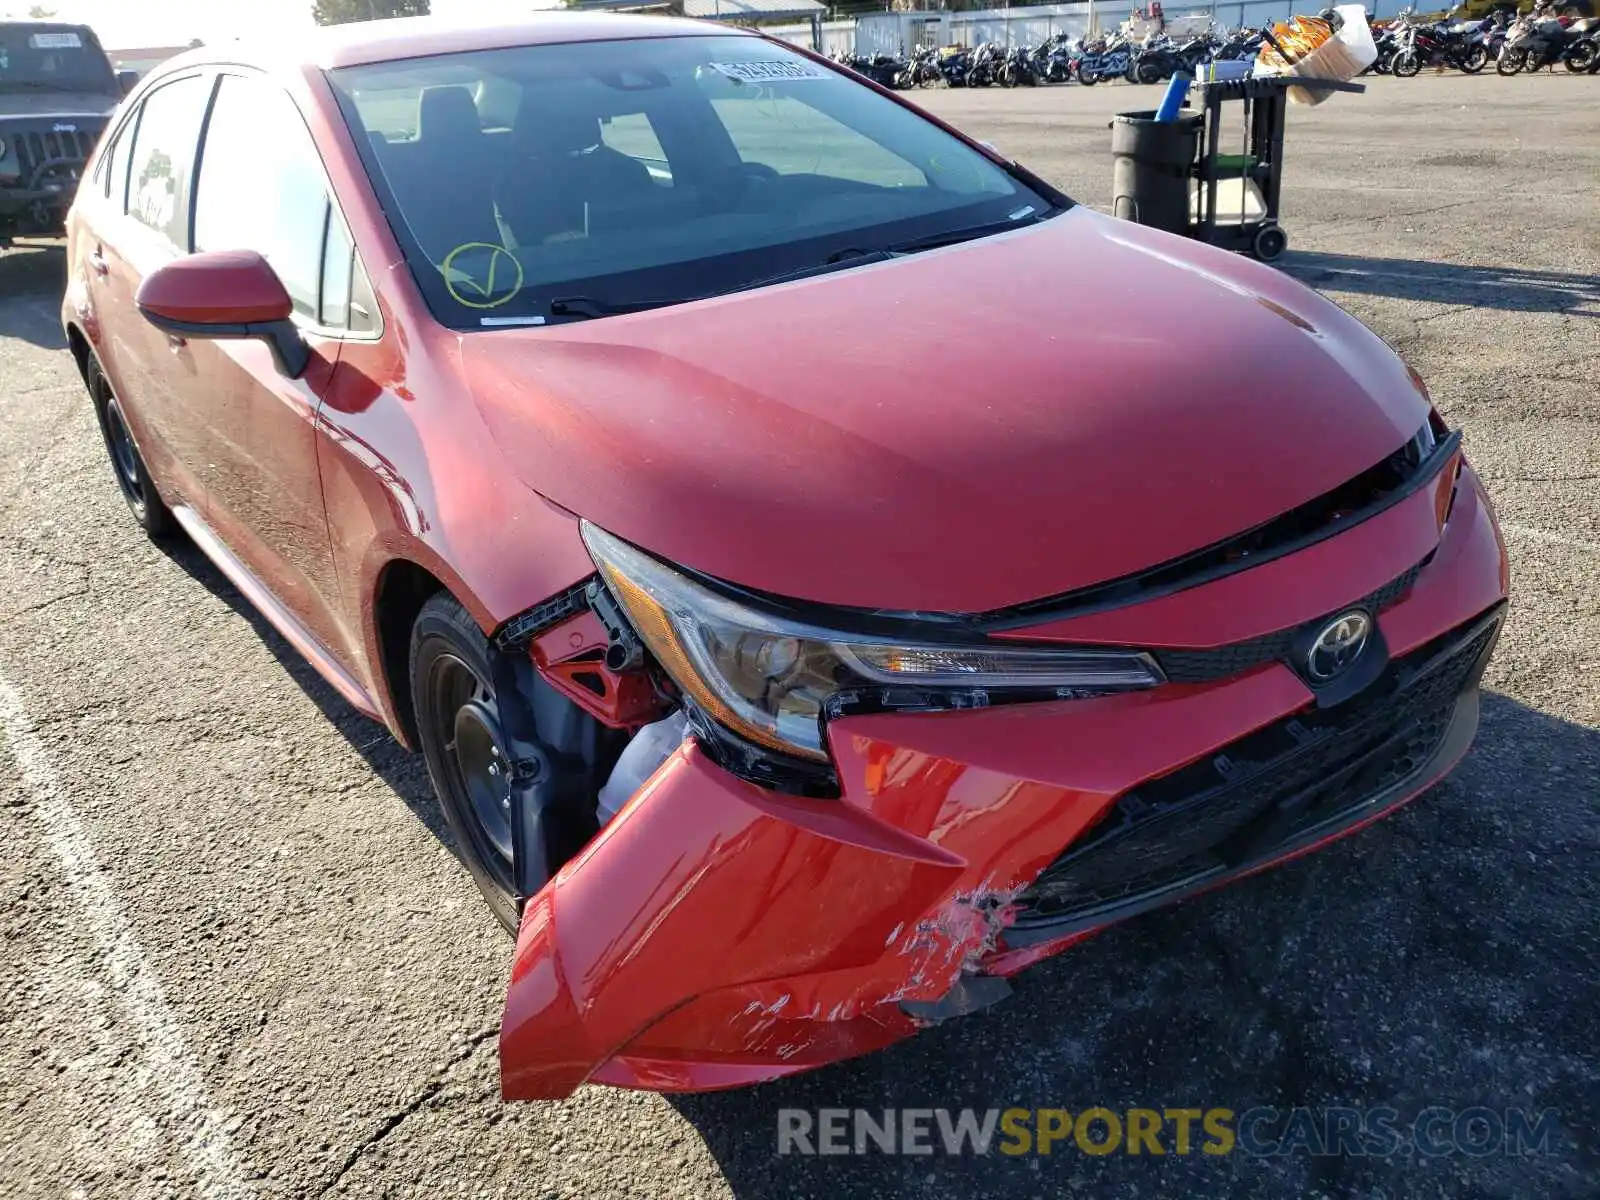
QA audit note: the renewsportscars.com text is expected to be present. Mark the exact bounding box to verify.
[776,1106,1562,1158]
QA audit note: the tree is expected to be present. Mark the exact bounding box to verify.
[312,0,430,25]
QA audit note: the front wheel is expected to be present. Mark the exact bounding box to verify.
[1392,50,1423,77]
[1497,47,1526,75]
[411,592,526,932]
[87,357,176,539]
[1077,66,1098,84]
[1136,58,1163,84]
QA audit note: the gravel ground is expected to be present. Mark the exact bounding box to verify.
[0,71,1595,1200]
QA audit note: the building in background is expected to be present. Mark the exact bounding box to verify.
[571,0,828,47]
[108,41,197,77]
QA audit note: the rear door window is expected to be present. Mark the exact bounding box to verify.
[125,74,211,248]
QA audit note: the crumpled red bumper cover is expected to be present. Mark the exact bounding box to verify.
[500,467,1508,1099]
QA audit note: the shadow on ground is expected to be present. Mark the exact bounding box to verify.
[669,693,1598,1199]
[153,533,452,849]
[1283,251,1600,317]
[0,244,69,350]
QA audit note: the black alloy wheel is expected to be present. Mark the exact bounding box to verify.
[411,592,523,932]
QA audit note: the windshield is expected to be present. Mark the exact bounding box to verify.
[328,35,1059,328]
[0,25,116,93]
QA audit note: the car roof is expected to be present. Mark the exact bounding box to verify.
[158,13,747,76]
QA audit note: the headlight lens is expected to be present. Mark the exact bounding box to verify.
[581,523,1164,763]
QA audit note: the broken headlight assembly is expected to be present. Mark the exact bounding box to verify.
[581,523,1165,790]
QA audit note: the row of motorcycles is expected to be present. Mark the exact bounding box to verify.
[832,4,1600,91]
[833,25,1264,91]
[1366,4,1596,76]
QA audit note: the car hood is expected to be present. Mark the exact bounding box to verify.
[0,92,115,120]
[462,208,1430,613]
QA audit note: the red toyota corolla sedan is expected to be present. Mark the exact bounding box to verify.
[62,14,1508,1099]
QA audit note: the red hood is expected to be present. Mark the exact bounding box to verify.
[462,209,1431,613]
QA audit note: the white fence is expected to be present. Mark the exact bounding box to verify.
[769,1,1413,55]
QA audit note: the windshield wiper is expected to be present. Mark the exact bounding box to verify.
[545,213,1045,322]
[548,249,892,321]
[1,80,91,92]
[886,210,1046,255]
[549,296,671,319]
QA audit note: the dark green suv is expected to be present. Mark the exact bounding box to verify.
[1,21,130,245]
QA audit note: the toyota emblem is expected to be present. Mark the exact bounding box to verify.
[1306,611,1372,682]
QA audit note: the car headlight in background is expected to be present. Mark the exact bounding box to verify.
[581,522,1164,765]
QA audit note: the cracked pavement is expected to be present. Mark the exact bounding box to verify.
[0,72,1596,1199]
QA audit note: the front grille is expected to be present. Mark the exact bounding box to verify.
[1013,607,1501,928]
[14,128,99,178]
[1154,559,1426,684]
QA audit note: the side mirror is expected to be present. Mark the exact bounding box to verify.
[135,250,309,378]
[116,69,140,95]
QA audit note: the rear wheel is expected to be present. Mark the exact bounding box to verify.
[1567,42,1597,71]
[87,357,175,539]
[1077,66,1098,84]
[1136,58,1163,84]
[1392,50,1423,77]
[1460,45,1488,72]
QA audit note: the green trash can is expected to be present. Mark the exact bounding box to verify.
[1111,109,1202,236]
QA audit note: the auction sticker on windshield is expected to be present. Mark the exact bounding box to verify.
[31,32,84,48]
[710,60,827,84]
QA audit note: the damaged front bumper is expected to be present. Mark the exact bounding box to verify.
[499,468,1508,1099]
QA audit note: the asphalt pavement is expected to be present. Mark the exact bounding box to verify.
[0,72,1596,1199]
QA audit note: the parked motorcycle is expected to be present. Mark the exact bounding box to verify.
[895,46,943,89]
[1032,34,1080,84]
[999,45,1039,87]
[1391,10,1489,76]
[1498,9,1596,74]
[966,41,1005,88]
[1076,35,1134,85]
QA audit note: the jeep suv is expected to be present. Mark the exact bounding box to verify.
[1,21,126,245]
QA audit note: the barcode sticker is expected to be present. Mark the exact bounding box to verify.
[709,60,828,84]
[30,32,84,48]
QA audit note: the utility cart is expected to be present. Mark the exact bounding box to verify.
[1190,75,1365,261]
[1111,75,1365,263]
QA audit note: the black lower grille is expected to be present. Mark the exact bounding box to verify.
[1014,606,1502,928]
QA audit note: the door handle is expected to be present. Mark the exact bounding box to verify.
[88,248,109,277]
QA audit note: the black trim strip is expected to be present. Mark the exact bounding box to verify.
[975,429,1461,632]
[681,427,1459,642]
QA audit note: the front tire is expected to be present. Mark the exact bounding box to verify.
[411,592,522,932]
[1497,47,1526,75]
[1392,50,1423,77]
[87,357,175,539]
